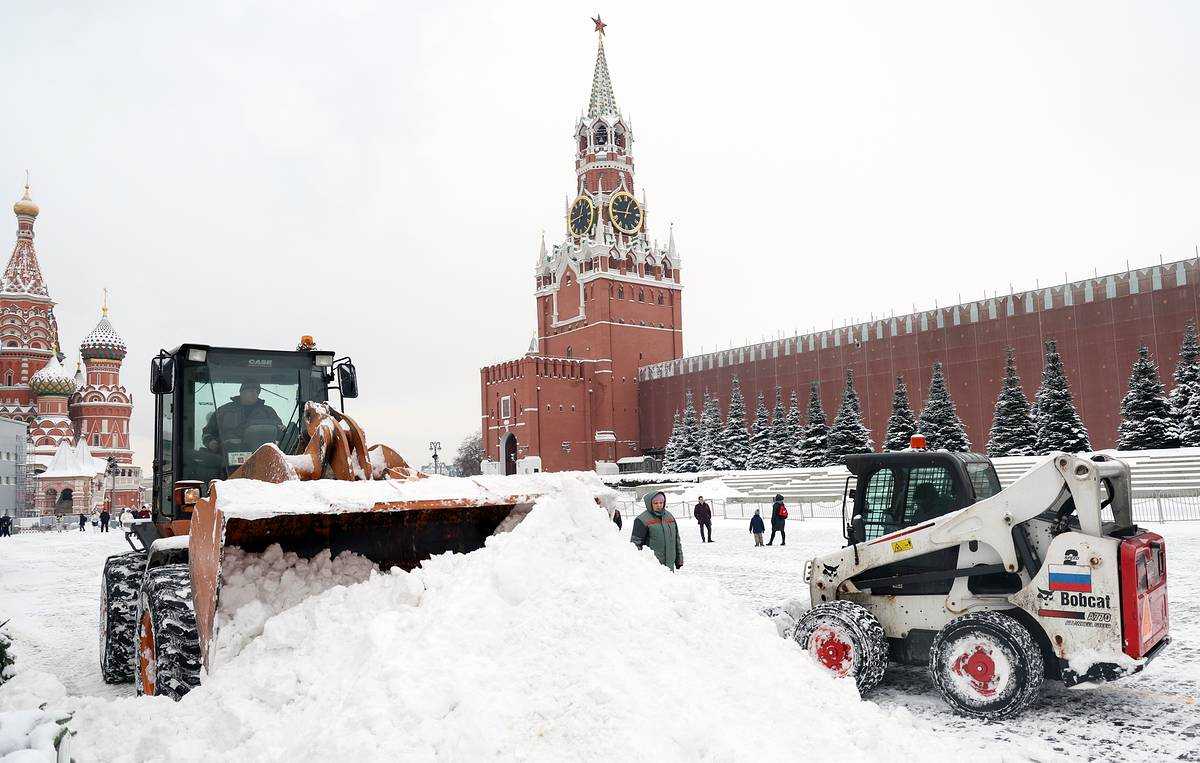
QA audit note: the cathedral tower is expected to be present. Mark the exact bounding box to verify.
[71,301,133,463]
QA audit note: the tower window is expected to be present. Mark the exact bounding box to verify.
[578,134,587,152]
[4,372,10,386]
[657,293,664,305]
[614,127,626,149]
[593,123,608,146]
[663,260,672,278]
[638,290,645,302]
[566,346,573,358]
[617,286,624,299]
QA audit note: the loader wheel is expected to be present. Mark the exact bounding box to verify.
[794,600,889,695]
[134,563,201,701]
[99,551,146,684]
[929,611,1045,721]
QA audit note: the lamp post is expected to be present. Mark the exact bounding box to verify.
[105,456,118,516]
[429,441,442,476]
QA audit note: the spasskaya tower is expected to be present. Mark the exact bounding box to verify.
[480,16,683,474]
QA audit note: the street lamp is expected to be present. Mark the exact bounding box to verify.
[429,441,442,476]
[105,456,118,517]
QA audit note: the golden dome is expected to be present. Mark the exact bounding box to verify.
[13,185,38,217]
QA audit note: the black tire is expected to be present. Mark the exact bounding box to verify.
[134,564,201,701]
[929,610,1045,721]
[794,600,889,694]
[100,551,145,684]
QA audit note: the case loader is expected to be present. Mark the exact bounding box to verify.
[796,437,1169,720]
[99,342,598,699]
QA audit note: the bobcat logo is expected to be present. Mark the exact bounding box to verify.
[1037,588,1054,603]
[822,563,840,580]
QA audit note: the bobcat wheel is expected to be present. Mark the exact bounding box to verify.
[929,611,1045,721]
[134,563,201,701]
[794,600,888,694]
[100,551,145,684]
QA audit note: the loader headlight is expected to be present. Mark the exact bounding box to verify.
[187,348,207,362]
[314,352,334,368]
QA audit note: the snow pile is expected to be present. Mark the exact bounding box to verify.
[212,546,378,667]
[67,482,973,761]
[0,672,70,762]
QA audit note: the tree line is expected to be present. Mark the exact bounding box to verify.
[661,322,1200,472]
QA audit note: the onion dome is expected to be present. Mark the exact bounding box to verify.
[12,184,38,218]
[30,354,78,396]
[80,310,127,361]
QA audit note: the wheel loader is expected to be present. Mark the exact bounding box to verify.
[100,341,601,699]
[795,436,1170,720]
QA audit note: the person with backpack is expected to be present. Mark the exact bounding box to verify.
[749,509,765,546]
[99,509,111,533]
[767,494,788,546]
[693,495,713,543]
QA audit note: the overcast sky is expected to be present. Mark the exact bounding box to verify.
[3,1,1198,472]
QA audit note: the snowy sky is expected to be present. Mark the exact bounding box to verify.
[2,1,1199,473]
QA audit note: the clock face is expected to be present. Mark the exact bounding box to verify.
[568,196,595,236]
[608,191,643,234]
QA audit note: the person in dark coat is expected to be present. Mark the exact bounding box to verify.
[749,509,765,546]
[78,512,87,532]
[630,491,683,570]
[612,507,623,530]
[0,515,11,537]
[767,494,788,545]
[99,509,111,533]
[202,381,284,455]
[693,495,713,542]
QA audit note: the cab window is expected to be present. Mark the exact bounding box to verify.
[967,462,1001,501]
[861,469,897,540]
[900,466,957,525]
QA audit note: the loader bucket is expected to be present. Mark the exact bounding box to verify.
[187,478,541,670]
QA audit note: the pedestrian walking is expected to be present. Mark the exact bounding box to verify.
[694,495,713,543]
[78,512,86,532]
[767,494,788,546]
[0,515,11,537]
[630,491,683,571]
[749,509,765,546]
[612,507,623,531]
[55,515,64,533]
[100,509,111,533]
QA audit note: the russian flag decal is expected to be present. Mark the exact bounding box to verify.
[1048,564,1092,593]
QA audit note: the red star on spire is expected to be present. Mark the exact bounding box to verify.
[592,14,606,35]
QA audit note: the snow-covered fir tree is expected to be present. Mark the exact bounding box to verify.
[883,376,917,451]
[918,362,971,452]
[827,369,874,463]
[799,382,830,467]
[767,387,789,468]
[747,391,774,470]
[661,411,681,471]
[1034,339,1091,454]
[987,347,1037,457]
[1183,380,1200,447]
[779,389,804,467]
[697,392,726,470]
[721,377,750,469]
[1117,346,1181,450]
[672,390,701,472]
[1169,320,1200,444]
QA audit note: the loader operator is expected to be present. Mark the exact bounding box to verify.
[202,381,284,463]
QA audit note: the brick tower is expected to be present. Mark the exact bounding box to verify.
[480,17,683,474]
[71,300,133,464]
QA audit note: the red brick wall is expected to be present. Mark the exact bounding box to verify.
[638,260,1200,453]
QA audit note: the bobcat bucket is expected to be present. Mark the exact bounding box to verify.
[186,472,616,671]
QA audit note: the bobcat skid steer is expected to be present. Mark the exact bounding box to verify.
[796,437,1169,720]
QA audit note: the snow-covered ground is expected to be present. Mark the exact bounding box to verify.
[0,512,1197,761]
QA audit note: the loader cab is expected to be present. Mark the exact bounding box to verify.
[843,451,1000,545]
[149,343,358,525]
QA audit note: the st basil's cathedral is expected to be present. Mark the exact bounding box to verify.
[2,182,140,516]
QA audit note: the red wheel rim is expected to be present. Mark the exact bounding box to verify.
[948,639,1010,700]
[809,624,855,676]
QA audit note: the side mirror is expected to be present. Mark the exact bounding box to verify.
[337,361,358,399]
[150,355,174,395]
[848,488,857,500]
[851,514,866,544]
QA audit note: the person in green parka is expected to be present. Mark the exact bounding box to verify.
[630,491,684,571]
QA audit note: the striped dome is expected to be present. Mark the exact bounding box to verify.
[80,315,127,360]
[30,355,77,396]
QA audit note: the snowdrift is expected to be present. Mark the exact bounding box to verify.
[62,481,971,762]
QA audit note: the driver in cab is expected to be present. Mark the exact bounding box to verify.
[203,381,284,457]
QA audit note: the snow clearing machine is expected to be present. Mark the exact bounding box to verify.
[796,437,1169,720]
[100,342,587,699]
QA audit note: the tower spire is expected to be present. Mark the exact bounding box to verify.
[587,16,618,118]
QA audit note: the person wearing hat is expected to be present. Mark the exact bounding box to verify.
[767,494,789,546]
[693,494,713,543]
[630,491,683,571]
[202,380,284,458]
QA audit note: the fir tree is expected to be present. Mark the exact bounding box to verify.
[827,369,874,463]
[1118,346,1181,450]
[987,347,1037,457]
[661,411,681,472]
[1182,380,1200,447]
[767,386,789,468]
[799,382,830,467]
[1169,320,1200,442]
[721,377,751,469]
[747,391,774,469]
[1034,339,1091,454]
[672,390,701,472]
[918,362,971,452]
[883,376,918,451]
[780,389,804,467]
[697,392,725,470]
